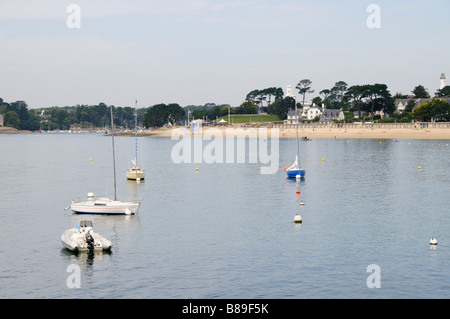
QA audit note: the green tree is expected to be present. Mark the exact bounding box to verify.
[393,92,408,99]
[404,99,416,112]
[412,102,433,121]
[23,110,40,131]
[344,85,368,118]
[267,96,294,120]
[435,86,450,97]
[54,109,69,129]
[220,105,234,117]
[311,96,322,106]
[236,100,258,114]
[319,89,330,99]
[412,85,430,98]
[4,111,20,128]
[245,87,284,112]
[363,84,393,119]
[143,103,185,128]
[329,81,348,109]
[411,99,450,122]
[295,79,314,114]
[432,99,450,121]
[246,89,260,102]
[9,101,31,130]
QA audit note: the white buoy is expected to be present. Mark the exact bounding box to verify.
[136,177,141,182]
[430,237,438,245]
[294,214,302,223]
[299,201,305,205]
[125,209,132,215]
[296,174,300,179]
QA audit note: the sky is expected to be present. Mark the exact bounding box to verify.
[1,0,449,109]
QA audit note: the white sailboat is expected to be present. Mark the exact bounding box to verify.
[126,99,145,181]
[68,106,140,215]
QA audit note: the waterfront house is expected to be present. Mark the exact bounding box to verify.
[320,109,344,123]
[305,105,323,120]
[0,114,3,127]
[284,109,303,124]
[395,97,450,112]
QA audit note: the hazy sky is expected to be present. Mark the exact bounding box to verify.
[1,0,449,109]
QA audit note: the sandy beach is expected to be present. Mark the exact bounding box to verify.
[1,124,448,139]
[150,125,450,140]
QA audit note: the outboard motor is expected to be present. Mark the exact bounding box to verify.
[85,231,95,250]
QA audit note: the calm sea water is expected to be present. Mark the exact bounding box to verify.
[0,132,449,299]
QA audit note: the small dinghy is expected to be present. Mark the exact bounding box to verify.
[61,220,112,252]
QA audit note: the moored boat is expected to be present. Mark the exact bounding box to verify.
[68,106,140,215]
[70,193,139,215]
[61,220,112,252]
[126,160,145,181]
[126,100,145,181]
[286,96,306,179]
[286,155,306,178]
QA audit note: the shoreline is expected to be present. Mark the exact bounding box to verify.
[1,126,449,140]
[150,125,450,140]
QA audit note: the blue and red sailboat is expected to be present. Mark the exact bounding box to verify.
[286,98,305,179]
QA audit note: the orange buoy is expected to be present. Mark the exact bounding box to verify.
[284,167,287,171]
[296,190,301,195]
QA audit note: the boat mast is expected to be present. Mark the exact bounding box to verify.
[295,96,300,167]
[135,99,138,168]
[110,105,117,200]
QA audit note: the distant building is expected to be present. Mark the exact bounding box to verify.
[285,85,295,98]
[440,73,446,90]
[0,114,3,127]
[320,108,344,123]
[395,97,450,112]
[395,99,416,112]
[285,109,303,124]
[305,105,322,120]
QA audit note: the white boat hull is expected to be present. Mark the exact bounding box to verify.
[61,224,112,252]
[70,198,140,215]
[126,167,145,180]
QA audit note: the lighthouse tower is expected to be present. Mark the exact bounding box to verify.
[440,73,446,90]
[285,85,294,98]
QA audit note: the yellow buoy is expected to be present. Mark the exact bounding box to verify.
[321,158,324,162]
[195,168,199,171]
[90,158,92,162]
[418,166,421,170]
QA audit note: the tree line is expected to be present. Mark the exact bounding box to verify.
[0,99,147,131]
[0,99,41,131]
[253,80,450,123]
[2,80,449,131]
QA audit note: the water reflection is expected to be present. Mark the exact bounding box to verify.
[60,247,112,269]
